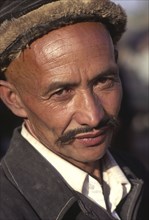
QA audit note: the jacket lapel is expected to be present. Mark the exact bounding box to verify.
[116,178,143,220]
[112,150,144,220]
[2,128,145,220]
[2,128,77,220]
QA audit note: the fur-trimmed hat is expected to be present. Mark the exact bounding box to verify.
[0,0,127,73]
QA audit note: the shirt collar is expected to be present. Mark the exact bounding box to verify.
[102,151,131,212]
[21,123,131,214]
[21,124,87,193]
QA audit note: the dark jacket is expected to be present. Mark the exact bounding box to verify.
[0,128,148,220]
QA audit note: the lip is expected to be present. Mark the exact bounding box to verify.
[76,130,104,139]
[75,127,110,147]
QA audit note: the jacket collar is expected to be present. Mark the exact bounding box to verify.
[111,150,144,220]
[2,128,144,220]
[2,127,77,220]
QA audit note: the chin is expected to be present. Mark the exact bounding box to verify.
[77,148,108,163]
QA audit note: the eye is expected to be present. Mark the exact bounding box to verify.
[51,87,73,101]
[54,87,70,95]
[94,77,115,90]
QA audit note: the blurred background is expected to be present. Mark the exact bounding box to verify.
[0,1,149,172]
[112,0,149,172]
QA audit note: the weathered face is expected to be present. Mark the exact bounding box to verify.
[6,22,122,167]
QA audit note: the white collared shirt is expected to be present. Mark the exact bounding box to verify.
[21,124,131,220]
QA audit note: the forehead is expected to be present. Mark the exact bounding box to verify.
[25,22,112,57]
[7,22,114,79]
[33,22,110,45]
[32,22,112,58]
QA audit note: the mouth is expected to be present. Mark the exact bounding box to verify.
[57,116,118,146]
[75,126,111,147]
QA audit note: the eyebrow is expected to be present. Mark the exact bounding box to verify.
[42,66,118,97]
[88,66,118,86]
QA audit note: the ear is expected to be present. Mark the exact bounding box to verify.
[0,80,28,118]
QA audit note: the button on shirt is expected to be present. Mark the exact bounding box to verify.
[21,125,131,220]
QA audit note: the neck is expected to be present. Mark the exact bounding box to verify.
[24,119,39,140]
[62,156,102,182]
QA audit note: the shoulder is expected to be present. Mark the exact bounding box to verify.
[0,163,39,220]
[110,149,149,220]
[110,148,148,181]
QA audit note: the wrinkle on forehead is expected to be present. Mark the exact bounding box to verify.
[32,22,113,64]
[6,22,114,93]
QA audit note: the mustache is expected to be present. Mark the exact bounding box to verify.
[56,116,119,145]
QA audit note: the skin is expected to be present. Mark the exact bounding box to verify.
[0,22,122,179]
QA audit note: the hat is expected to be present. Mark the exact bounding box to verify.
[0,0,127,73]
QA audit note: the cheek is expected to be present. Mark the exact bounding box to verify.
[100,86,122,115]
[37,102,74,134]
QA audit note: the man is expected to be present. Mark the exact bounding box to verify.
[0,0,148,220]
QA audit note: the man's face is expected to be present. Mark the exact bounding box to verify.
[8,22,122,167]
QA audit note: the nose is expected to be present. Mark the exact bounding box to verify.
[74,90,105,128]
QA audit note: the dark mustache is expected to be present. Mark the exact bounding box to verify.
[56,116,119,145]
